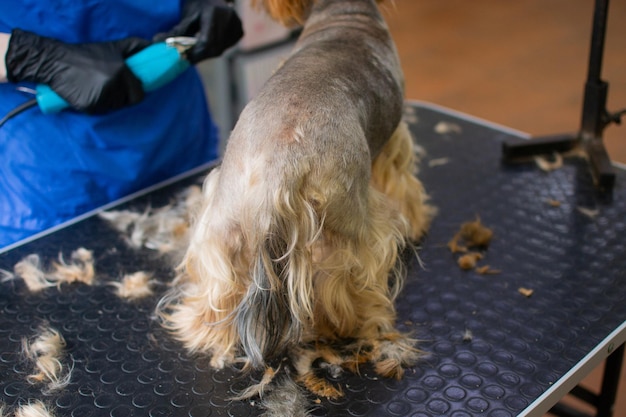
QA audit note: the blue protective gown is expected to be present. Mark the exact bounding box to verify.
[0,0,220,248]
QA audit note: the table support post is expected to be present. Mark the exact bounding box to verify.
[502,0,622,192]
[549,343,624,417]
[596,343,624,417]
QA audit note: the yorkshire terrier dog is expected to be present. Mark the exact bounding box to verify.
[158,0,431,398]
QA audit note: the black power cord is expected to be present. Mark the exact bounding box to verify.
[0,98,38,128]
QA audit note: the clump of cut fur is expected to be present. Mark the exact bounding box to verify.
[13,401,56,417]
[448,217,499,273]
[577,206,599,219]
[518,287,534,297]
[534,153,563,172]
[457,252,483,270]
[49,248,95,287]
[448,217,493,254]
[258,375,311,417]
[11,249,95,292]
[109,271,156,300]
[12,255,52,292]
[475,265,501,275]
[99,185,201,257]
[368,333,421,379]
[21,327,73,394]
[231,364,312,417]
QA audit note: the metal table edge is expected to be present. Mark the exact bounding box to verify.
[519,322,626,417]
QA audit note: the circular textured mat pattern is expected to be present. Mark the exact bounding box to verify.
[1,103,625,416]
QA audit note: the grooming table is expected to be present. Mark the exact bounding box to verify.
[1,101,624,417]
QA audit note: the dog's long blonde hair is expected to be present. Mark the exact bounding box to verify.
[156,130,416,369]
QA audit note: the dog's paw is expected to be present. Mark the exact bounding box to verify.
[209,351,235,369]
[370,333,421,380]
[373,356,406,380]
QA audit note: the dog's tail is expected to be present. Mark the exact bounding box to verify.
[235,174,321,369]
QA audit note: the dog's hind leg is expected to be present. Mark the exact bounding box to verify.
[371,122,433,241]
[313,184,404,337]
[310,182,400,341]
[157,168,246,368]
[354,188,422,378]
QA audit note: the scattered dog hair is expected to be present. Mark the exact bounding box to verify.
[518,287,534,298]
[11,249,95,292]
[457,252,483,270]
[258,375,311,417]
[546,198,562,207]
[448,217,494,254]
[99,185,201,255]
[13,401,56,417]
[459,218,494,248]
[12,255,53,292]
[448,218,499,273]
[475,265,501,275]
[48,248,95,287]
[21,327,73,394]
[577,206,599,219]
[368,334,421,380]
[434,121,462,135]
[428,157,451,167]
[462,329,473,342]
[109,271,155,300]
[534,153,563,172]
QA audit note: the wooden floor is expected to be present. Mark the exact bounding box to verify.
[382,0,626,415]
[383,0,626,163]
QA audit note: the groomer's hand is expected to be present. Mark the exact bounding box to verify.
[5,29,150,113]
[154,0,243,64]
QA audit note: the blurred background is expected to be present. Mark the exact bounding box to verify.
[383,0,626,164]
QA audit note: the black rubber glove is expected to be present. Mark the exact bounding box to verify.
[154,0,243,64]
[5,29,150,114]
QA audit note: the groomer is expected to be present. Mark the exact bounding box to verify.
[0,0,243,249]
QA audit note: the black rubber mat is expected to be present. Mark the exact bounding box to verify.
[1,102,625,417]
